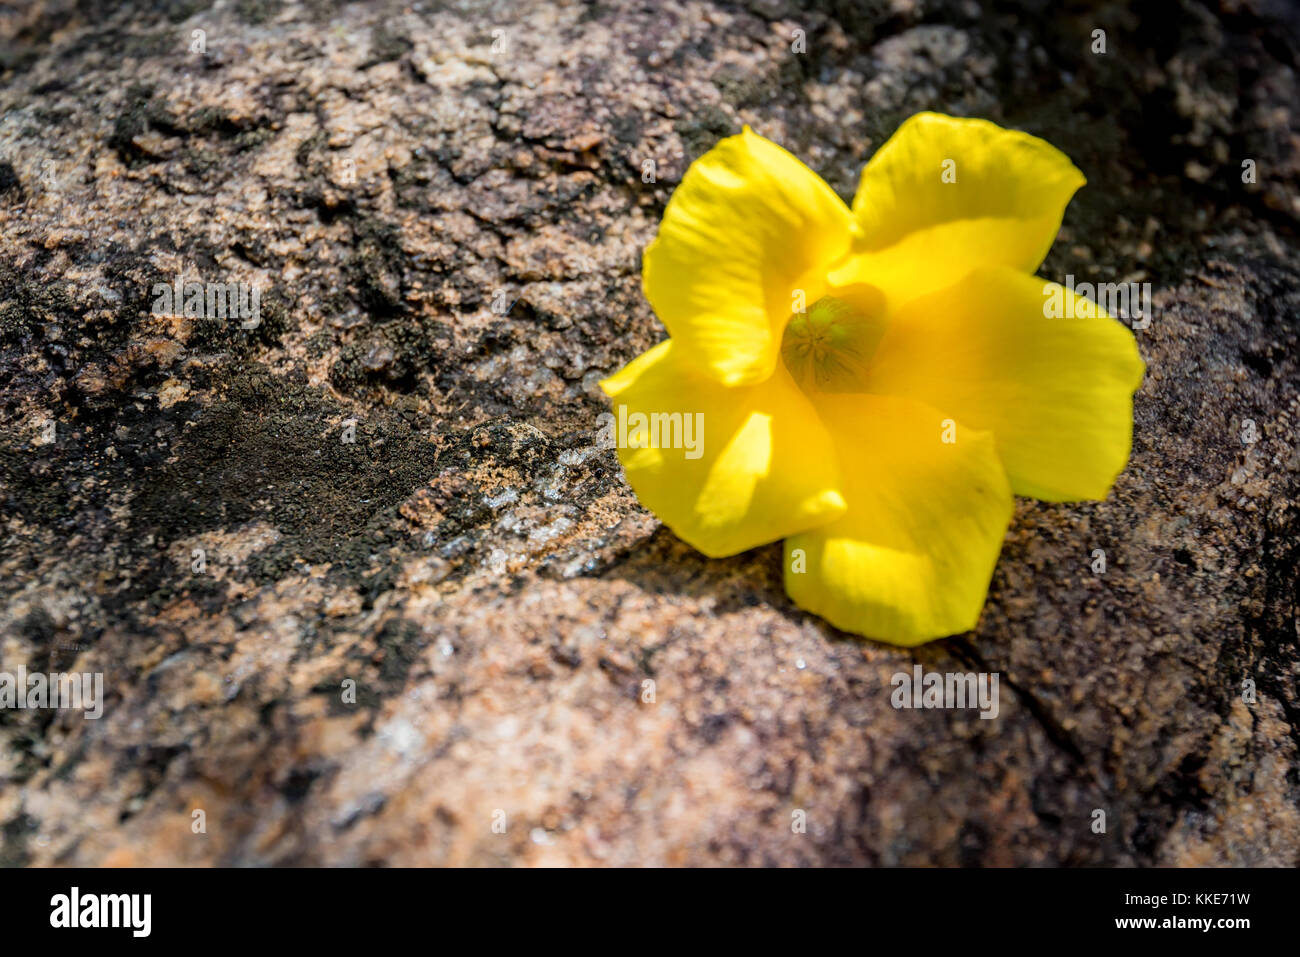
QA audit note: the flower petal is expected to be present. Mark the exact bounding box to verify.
[862,265,1145,501]
[601,340,847,557]
[643,127,853,386]
[831,112,1085,312]
[783,394,1013,645]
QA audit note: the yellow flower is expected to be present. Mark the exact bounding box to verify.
[601,112,1144,646]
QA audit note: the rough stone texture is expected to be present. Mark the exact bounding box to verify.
[1,0,1298,866]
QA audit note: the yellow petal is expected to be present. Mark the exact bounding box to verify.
[643,127,852,386]
[862,265,1145,501]
[831,112,1085,312]
[784,394,1013,645]
[601,340,846,557]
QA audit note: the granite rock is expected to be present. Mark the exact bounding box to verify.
[0,0,1298,865]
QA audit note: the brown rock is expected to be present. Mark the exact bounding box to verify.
[0,0,1297,867]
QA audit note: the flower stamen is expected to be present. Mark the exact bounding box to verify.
[780,285,886,393]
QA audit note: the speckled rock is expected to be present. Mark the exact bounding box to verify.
[0,0,1297,866]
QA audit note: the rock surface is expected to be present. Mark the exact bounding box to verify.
[1,0,1298,865]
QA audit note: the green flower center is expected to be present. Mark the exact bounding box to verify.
[780,286,886,393]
